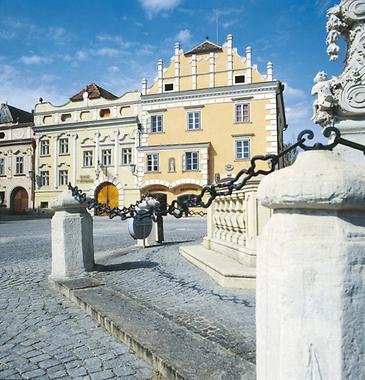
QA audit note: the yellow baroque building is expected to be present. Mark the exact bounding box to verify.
[137,35,286,205]
[33,84,141,211]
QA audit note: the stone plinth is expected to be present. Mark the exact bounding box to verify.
[49,190,94,280]
[256,150,365,380]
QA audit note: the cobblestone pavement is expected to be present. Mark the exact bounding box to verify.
[0,216,154,380]
[93,216,256,363]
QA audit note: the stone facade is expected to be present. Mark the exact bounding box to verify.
[0,103,34,212]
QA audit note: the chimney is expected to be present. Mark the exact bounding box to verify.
[246,47,252,84]
[227,34,233,86]
[157,59,163,93]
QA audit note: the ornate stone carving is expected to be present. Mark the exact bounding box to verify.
[312,0,365,127]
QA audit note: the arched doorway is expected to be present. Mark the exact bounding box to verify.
[95,182,119,216]
[11,187,29,213]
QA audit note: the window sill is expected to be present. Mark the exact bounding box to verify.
[183,169,200,173]
[59,153,70,156]
[186,129,202,132]
[234,158,250,162]
[146,171,161,174]
[40,154,51,158]
[82,166,94,169]
[234,122,252,125]
[149,131,165,134]
[14,173,26,176]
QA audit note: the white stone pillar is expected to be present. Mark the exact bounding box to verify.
[227,34,233,86]
[141,78,147,95]
[266,61,273,81]
[174,42,180,92]
[35,137,40,190]
[246,46,252,84]
[7,151,12,178]
[53,136,59,189]
[49,190,94,280]
[114,130,119,176]
[209,52,215,88]
[157,59,163,93]
[94,131,100,171]
[192,54,197,90]
[72,133,78,185]
[256,150,365,380]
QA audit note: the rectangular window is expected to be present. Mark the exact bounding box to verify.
[236,139,251,160]
[164,83,174,91]
[83,151,93,167]
[0,158,4,175]
[15,156,24,174]
[40,140,49,156]
[59,138,69,154]
[235,103,250,123]
[185,152,199,171]
[122,148,132,165]
[187,111,201,130]
[59,170,68,185]
[147,153,159,172]
[235,75,245,84]
[151,115,163,133]
[101,149,112,166]
[40,171,49,186]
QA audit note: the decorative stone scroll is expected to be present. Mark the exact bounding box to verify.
[312,0,365,127]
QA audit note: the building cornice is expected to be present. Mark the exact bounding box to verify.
[138,142,210,151]
[34,100,139,116]
[142,81,280,104]
[33,116,139,133]
[0,138,34,147]
[0,122,34,131]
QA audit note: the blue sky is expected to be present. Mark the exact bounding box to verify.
[0,0,342,140]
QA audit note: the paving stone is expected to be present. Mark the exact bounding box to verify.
[48,369,68,379]
[89,369,115,380]
[38,358,60,369]
[67,366,87,377]
[21,368,47,379]
[113,365,136,377]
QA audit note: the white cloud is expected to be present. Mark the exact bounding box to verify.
[96,48,121,57]
[139,0,181,17]
[20,55,52,65]
[283,82,306,98]
[108,66,120,73]
[75,50,89,61]
[41,74,59,82]
[175,29,191,44]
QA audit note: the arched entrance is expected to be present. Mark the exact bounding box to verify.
[11,187,29,213]
[95,182,119,216]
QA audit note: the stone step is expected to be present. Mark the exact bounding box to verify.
[180,245,256,289]
[49,277,255,380]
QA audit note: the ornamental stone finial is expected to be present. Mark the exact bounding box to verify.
[312,0,365,132]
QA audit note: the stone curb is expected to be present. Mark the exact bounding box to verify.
[49,277,256,380]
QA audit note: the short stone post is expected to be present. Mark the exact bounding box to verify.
[49,190,94,280]
[256,150,365,379]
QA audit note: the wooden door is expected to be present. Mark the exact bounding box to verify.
[95,182,118,216]
[13,188,28,213]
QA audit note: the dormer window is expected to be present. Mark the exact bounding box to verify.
[164,83,174,92]
[235,75,245,84]
[99,108,111,118]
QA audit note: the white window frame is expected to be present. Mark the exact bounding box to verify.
[146,153,159,172]
[151,115,163,133]
[15,156,24,174]
[83,150,93,167]
[185,151,199,171]
[235,103,250,123]
[122,148,132,166]
[235,139,251,160]
[187,111,201,130]
[40,171,49,186]
[59,170,68,186]
[59,138,69,155]
[101,149,112,166]
[0,158,4,175]
[40,140,50,156]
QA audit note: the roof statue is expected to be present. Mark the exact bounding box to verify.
[312,0,365,128]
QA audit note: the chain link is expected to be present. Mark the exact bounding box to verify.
[68,126,365,221]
